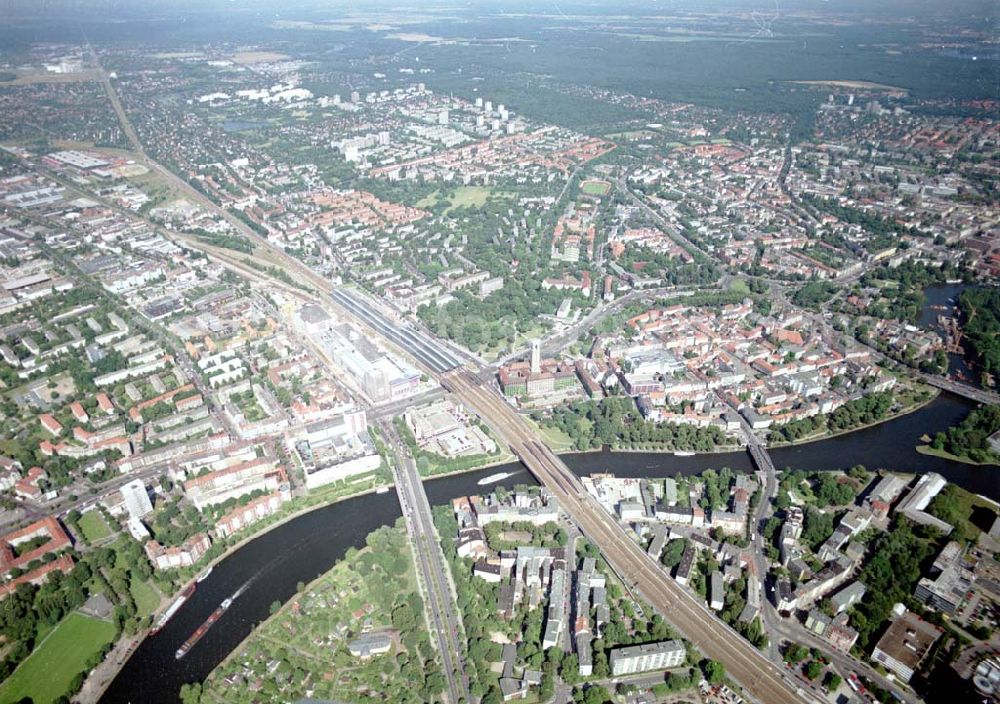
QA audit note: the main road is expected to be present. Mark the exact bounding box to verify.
[382,421,470,704]
[442,368,814,704]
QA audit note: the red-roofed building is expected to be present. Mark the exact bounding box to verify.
[39,414,63,436]
[96,393,115,415]
[0,517,72,577]
[0,554,75,600]
[14,466,46,501]
[215,492,288,538]
[144,533,211,571]
[69,401,89,424]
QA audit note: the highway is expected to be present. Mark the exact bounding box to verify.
[382,421,470,704]
[442,368,817,704]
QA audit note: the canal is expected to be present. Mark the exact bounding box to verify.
[99,391,996,703]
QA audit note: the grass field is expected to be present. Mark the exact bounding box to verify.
[0,612,116,704]
[528,418,578,453]
[416,186,502,213]
[581,180,611,196]
[728,278,751,296]
[76,510,112,543]
[130,579,161,617]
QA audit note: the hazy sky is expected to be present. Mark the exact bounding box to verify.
[3,0,997,19]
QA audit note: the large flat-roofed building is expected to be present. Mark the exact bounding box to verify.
[871,611,942,682]
[914,541,975,615]
[404,399,497,458]
[290,411,381,490]
[498,359,577,398]
[896,472,952,534]
[609,639,685,676]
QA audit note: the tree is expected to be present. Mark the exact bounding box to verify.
[179,683,202,704]
[702,659,725,685]
[824,672,843,691]
[783,644,808,664]
[581,684,612,704]
[660,538,688,568]
[804,660,823,680]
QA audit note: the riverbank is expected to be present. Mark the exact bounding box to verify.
[199,520,437,704]
[417,449,518,480]
[88,475,393,704]
[767,385,940,450]
[915,444,1000,467]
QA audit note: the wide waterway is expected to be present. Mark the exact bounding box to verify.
[99,391,996,703]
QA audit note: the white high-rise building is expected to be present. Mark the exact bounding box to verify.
[530,339,541,374]
[438,109,449,125]
[121,479,153,519]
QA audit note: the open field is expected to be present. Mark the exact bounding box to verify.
[77,510,112,543]
[0,612,116,704]
[232,51,290,64]
[270,20,354,32]
[130,579,161,617]
[788,79,908,92]
[529,419,577,453]
[417,186,507,213]
[581,179,612,196]
[149,51,205,60]
[0,69,101,85]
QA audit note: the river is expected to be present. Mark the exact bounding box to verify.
[98,388,996,703]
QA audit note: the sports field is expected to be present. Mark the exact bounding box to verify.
[0,612,116,704]
[581,179,611,196]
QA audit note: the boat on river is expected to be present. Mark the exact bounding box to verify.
[151,584,195,635]
[477,471,512,486]
[175,584,247,659]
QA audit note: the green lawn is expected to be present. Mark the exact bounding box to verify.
[130,579,161,617]
[0,612,116,704]
[528,418,577,452]
[76,510,112,543]
[728,278,751,296]
[416,186,501,213]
